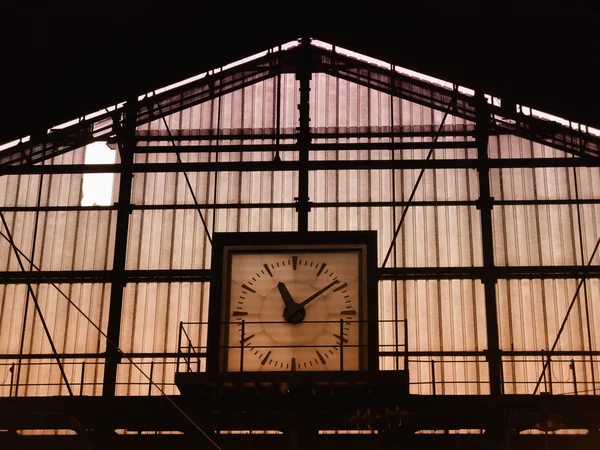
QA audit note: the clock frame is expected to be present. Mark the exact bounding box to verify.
[206,231,378,373]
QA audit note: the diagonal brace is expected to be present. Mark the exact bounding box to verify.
[0,210,73,396]
[532,235,600,395]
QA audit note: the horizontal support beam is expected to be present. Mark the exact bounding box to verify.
[135,127,477,142]
[0,394,598,434]
[1,434,599,450]
[5,197,600,213]
[0,269,211,284]
[134,141,475,153]
[0,352,189,360]
[379,266,600,280]
[2,266,599,285]
[0,349,598,361]
[3,157,599,175]
[3,265,600,285]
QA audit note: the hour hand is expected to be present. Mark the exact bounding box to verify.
[277,282,298,309]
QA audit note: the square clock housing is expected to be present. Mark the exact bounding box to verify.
[206,231,378,373]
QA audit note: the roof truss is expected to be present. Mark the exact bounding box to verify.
[1,39,599,168]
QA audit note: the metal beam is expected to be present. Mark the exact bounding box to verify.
[102,103,136,397]
[313,45,600,159]
[6,197,600,214]
[1,433,599,450]
[0,394,598,433]
[135,127,477,142]
[475,92,503,396]
[296,37,312,232]
[3,265,600,285]
[133,141,475,153]
[3,157,598,175]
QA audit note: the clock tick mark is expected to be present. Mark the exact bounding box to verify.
[292,256,298,270]
[232,311,248,316]
[333,282,347,292]
[241,284,255,293]
[316,350,327,365]
[263,264,273,277]
[317,263,326,277]
[333,334,349,344]
[342,310,356,315]
[276,262,280,267]
[310,261,314,267]
[240,334,254,344]
[260,351,271,365]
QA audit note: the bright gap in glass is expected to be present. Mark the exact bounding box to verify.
[81,141,116,206]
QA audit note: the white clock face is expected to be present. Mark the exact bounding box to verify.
[224,250,362,372]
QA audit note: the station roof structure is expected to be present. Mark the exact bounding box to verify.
[1,35,599,166]
[1,2,600,145]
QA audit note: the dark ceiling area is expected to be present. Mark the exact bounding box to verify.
[1,0,599,144]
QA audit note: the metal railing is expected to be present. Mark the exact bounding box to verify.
[0,359,180,397]
[177,319,409,373]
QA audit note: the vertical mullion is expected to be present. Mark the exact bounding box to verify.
[475,92,502,395]
[102,99,137,397]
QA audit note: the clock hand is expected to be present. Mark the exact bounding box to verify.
[281,280,339,323]
[298,279,340,308]
[278,282,306,324]
[277,282,299,309]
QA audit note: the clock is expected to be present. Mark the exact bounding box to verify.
[207,232,378,373]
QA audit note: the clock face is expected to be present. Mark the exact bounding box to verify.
[222,249,364,372]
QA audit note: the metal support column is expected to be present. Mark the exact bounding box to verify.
[296,37,312,232]
[102,99,137,397]
[475,92,503,396]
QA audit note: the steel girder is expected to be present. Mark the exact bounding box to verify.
[2,41,599,168]
[2,266,600,285]
[0,49,285,167]
[312,45,600,159]
[0,394,598,437]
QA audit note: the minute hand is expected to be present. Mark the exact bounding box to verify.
[298,280,340,307]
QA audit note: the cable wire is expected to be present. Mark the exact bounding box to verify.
[0,227,222,449]
[381,94,459,268]
[532,235,600,395]
[154,93,213,246]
